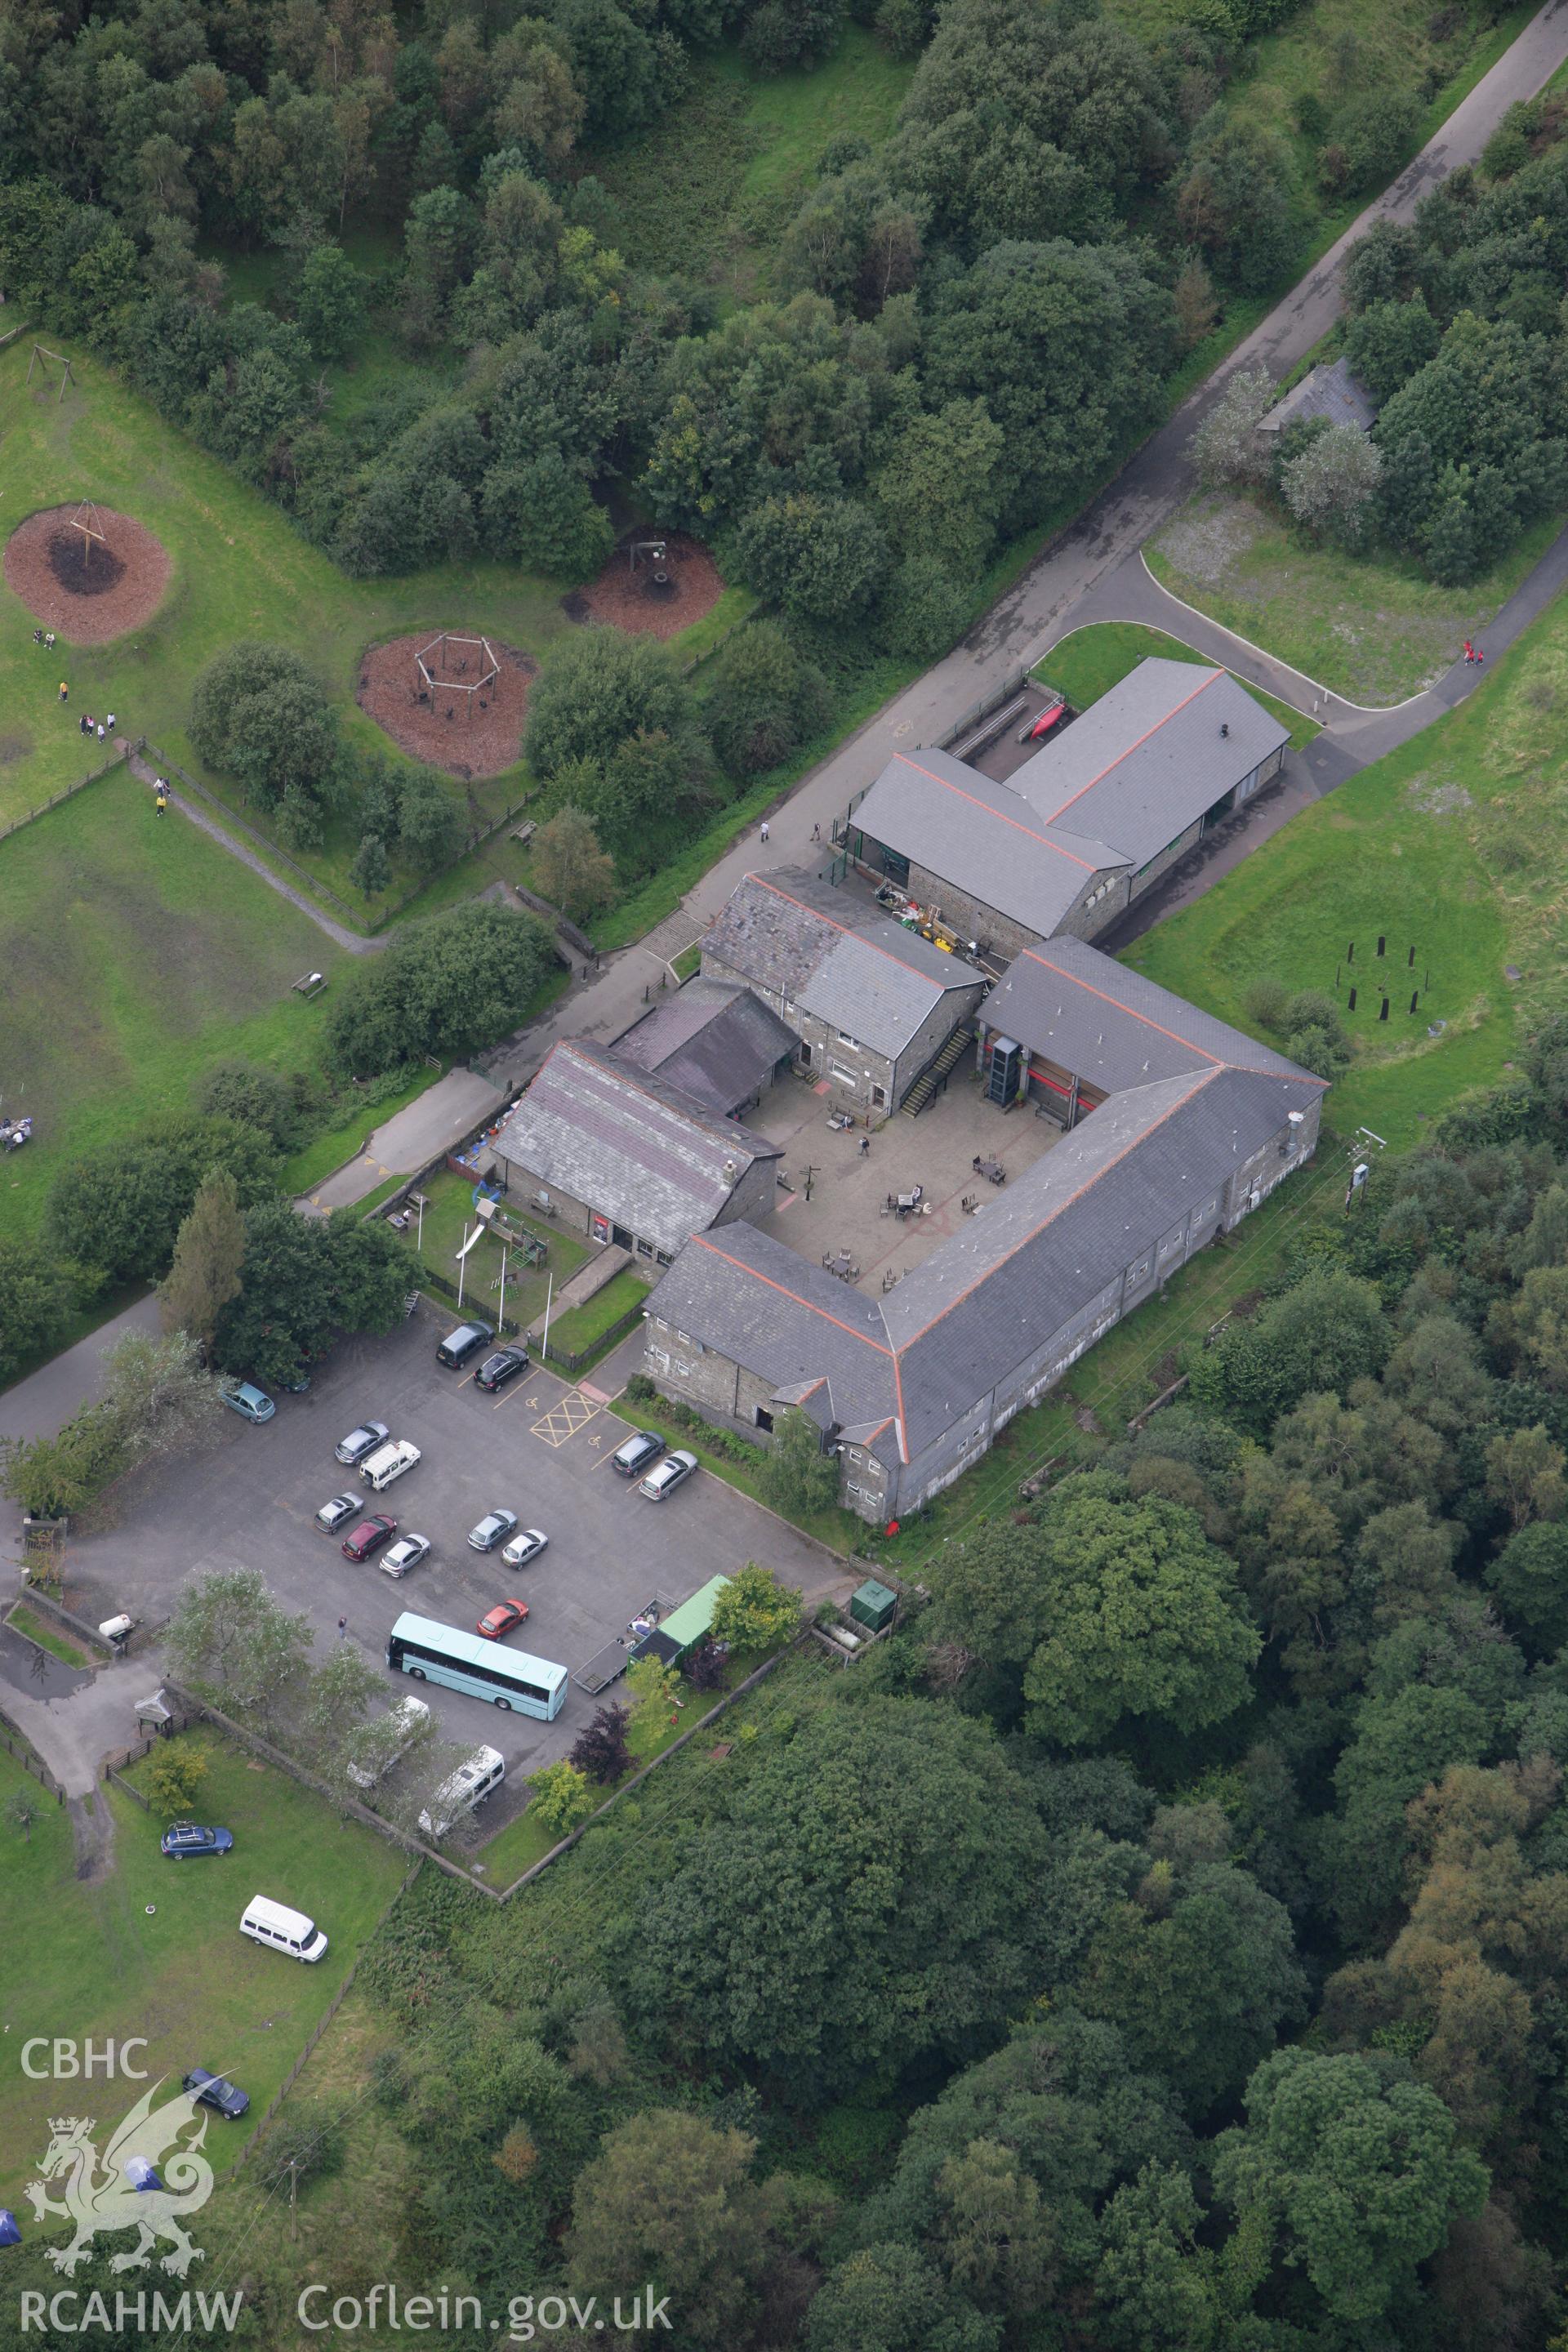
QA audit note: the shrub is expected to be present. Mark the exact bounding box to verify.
[1242,975,1293,1032]
[189,641,342,819]
[255,2107,347,2193]
[528,1759,598,1839]
[526,627,698,777]
[704,621,832,778]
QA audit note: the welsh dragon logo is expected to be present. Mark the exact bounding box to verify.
[24,2079,216,2276]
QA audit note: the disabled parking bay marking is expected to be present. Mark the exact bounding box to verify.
[530,1389,602,1447]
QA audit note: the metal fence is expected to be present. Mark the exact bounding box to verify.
[925,665,1031,755]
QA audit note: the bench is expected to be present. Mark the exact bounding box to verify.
[510,821,537,849]
[292,972,327,999]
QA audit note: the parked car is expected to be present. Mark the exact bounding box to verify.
[638,1449,698,1502]
[335,1420,390,1466]
[278,1370,311,1394]
[477,1599,529,1641]
[468,1508,519,1553]
[341,1514,397,1561]
[314,1493,360,1536]
[161,1822,234,1860]
[437,1321,493,1370]
[360,1440,421,1492]
[240,1895,327,1963]
[182,2068,249,2120]
[220,1379,274,1425]
[500,1526,548,1570]
[475,1346,529,1393]
[381,1534,430,1579]
[611,1429,664,1478]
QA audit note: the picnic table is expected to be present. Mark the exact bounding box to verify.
[823,1250,859,1281]
[973,1156,1006,1186]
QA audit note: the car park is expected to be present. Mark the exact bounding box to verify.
[220,1380,274,1425]
[477,1599,529,1640]
[161,1822,234,1860]
[638,1449,698,1502]
[436,1321,493,1370]
[341,1513,397,1561]
[500,1526,548,1570]
[475,1346,530,1392]
[468,1508,519,1552]
[182,2068,249,2120]
[335,1420,390,1466]
[611,1429,664,1478]
[314,1493,360,1535]
[381,1534,431,1579]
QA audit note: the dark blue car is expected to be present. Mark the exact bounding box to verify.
[183,2068,250,2120]
[160,1821,234,1860]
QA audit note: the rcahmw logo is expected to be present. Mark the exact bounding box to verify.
[24,2078,218,2278]
[20,2290,243,2335]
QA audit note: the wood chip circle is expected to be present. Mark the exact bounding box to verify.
[357,634,537,778]
[3,505,172,644]
[564,530,725,639]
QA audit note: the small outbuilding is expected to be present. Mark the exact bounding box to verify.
[1256,357,1378,438]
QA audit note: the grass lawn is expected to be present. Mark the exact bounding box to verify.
[1124,581,1568,1146]
[1036,621,1320,751]
[7,1601,91,1667]
[544,1268,650,1365]
[0,1742,407,2207]
[0,764,343,1242]
[1147,493,1562,706]
[591,26,915,297]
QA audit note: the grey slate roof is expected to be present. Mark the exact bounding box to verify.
[492,1038,779,1258]
[982,937,1306,1094]
[654,1050,1326,1466]
[1258,358,1377,435]
[850,662,1290,937]
[652,1223,901,1462]
[701,869,979,1062]
[612,978,798,1114]
[1012,660,1290,871]
[849,747,1125,939]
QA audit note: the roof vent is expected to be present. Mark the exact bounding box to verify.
[1220,722,1230,738]
[721,1159,737,1184]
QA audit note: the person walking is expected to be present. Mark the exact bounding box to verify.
[859,1134,871,1159]
[337,1615,348,1638]
[96,721,105,743]
[760,820,770,844]
[1473,644,1485,666]
[77,713,87,737]
[105,710,116,733]
[812,821,821,842]
[154,786,167,816]
[58,681,68,703]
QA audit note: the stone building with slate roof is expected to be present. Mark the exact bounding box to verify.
[844,659,1290,960]
[612,978,798,1119]
[643,942,1325,1523]
[699,866,987,1112]
[490,1037,782,1267]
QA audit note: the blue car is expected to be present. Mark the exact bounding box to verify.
[220,1380,275,1425]
[161,1821,234,1860]
[183,2068,250,2120]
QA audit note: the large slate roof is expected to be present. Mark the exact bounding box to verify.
[492,1038,779,1258]
[982,937,1306,1094]
[701,869,978,1061]
[1012,660,1291,871]
[653,1051,1326,1465]
[850,662,1290,937]
[612,978,799,1114]
[849,747,1123,939]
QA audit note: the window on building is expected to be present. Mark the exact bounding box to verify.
[755,1407,774,1432]
[837,1031,857,1048]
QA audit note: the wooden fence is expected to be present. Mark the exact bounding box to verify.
[0,1719,65,1802]
[0,737,146,849]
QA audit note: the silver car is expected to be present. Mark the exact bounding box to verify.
[637,1450,698,1502]
[314,1493,360,1535]
[336,1420,390,1466]
[501,1527,548,1569]
[381,1535,431,1579]
[468,1508,519,1553]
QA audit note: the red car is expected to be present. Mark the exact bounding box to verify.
[477,1598,529,1641]
[341,1514,397,1561]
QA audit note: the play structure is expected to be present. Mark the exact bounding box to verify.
[26,342,75,401]
[415,631,501,722]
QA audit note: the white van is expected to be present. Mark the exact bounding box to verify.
[417,1745,506,1840]
[360,1439,421,1492]
[239,1895,328,1963]
[346,1694,432,1790]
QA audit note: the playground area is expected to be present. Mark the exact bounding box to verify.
[566,529,725,640]
[355,630,536,777]
[2,501,171,644]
